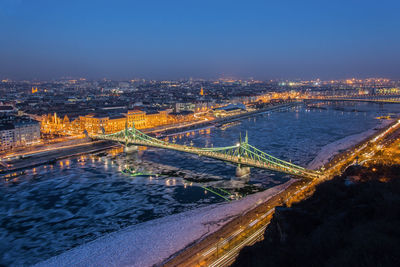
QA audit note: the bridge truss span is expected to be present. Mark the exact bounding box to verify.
[93,127,320,179]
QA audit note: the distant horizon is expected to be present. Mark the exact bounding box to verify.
[1,76,398,83]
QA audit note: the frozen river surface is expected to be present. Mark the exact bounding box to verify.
[1,101,400,266]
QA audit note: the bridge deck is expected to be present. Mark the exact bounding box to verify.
[98,134,320,179]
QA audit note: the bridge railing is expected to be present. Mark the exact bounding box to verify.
[94,127,320,179]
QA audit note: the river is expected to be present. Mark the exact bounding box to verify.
[1,101,400,266]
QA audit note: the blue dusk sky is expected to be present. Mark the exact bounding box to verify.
[0,0,399,80]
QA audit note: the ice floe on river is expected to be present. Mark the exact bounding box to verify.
[36,180,294,267]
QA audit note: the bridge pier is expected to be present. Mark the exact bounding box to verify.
[236,165,250,177]
[96,127,319,179]
[124,145,138,153]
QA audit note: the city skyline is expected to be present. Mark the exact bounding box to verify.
[1,0,399,80]
[1,1,400,266]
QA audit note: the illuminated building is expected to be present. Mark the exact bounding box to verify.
[13,119,41,146]
[42,108,198,136]
[213,104,246,118]
[78,114,109,134]
[376,88,400,95]
[0,124,14,151]
[126,110,146,128]
[145,110,169,128]
[0,117,40,151]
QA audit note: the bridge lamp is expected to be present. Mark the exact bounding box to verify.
[236,143,240,147]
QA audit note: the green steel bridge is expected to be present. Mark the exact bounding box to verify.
[92,126,321,179]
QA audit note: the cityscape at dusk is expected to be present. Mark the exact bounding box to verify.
[1,1,400,267]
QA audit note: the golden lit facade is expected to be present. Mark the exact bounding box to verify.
[213,108,245,118]
[79,114,109,134]
[41,109,197,136]
[126,110,146,129]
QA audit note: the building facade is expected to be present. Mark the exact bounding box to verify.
[13,119,41,146]
[0,124,15,151]
[0,117,40,151]
[42,108,200,136]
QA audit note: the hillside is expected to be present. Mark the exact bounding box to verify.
[232,164,400,267]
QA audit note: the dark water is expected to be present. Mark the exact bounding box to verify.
[1,102,399,266]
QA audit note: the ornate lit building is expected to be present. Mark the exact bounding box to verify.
[41,108,203,136]
[78,114,109,134]
[78,110,147,134]
[126,110,146,129]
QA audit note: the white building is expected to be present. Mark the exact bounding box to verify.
[0,124,15,151]
[0,118,40,151]
[14,119,41,146]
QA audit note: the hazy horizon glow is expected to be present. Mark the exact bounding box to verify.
[0,0,399,80]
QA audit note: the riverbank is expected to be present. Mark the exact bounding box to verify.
[36,117,395,267]
[307,119,394,170]
[0,140,117,174]
[0,101,297,174]
[36,180,295,267]
[144,101,298,136]
[34,105,400,267]
[232,163,400,267]
[162,116,400,266]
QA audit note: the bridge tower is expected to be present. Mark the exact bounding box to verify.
[94,124,320,179]
[123,120,138,153]
[236,131,251,177]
